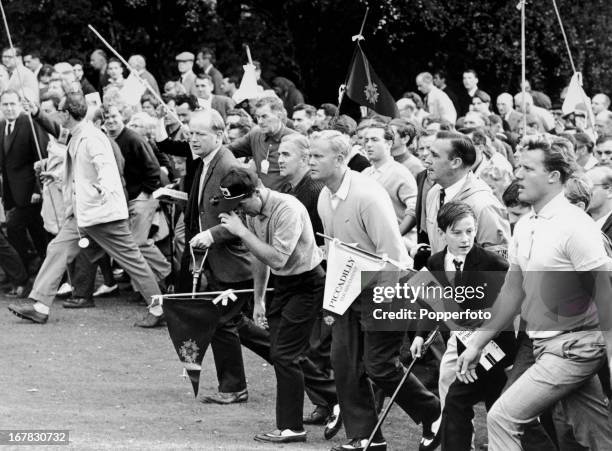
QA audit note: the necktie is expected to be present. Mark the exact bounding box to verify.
[6,122,12,135]
[439,188,446,208]
[453,259,463,286]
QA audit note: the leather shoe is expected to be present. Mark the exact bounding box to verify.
[63,297,95,309]
[419,413,442,451]
[303,405,330,425]
[8,302,48,324]
[331,438,386,450]
[200,389,248,404]
[324,404,343,440]
[134,313,165,328]
[254,429,306,444]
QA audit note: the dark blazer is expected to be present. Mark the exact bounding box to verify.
[421,244,515,364]
[0,113,49,209]
[211,95,235,121]
[157,139,253,286]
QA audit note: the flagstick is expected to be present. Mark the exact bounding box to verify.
[245,45,253,65]
[550,0,576,74]
[520,0,527,139]
[364,326,440,451]
[357,7,370,39]
[87,24,184,128]
[336,7,370,112]
[550,0,595,127]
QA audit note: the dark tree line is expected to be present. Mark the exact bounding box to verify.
[6,0,612,105]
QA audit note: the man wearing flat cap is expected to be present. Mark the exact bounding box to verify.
[176,51,197,96]
[213,166,326,444]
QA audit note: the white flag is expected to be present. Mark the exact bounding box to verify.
[119,73,147,107]
[232,63,263,104]
[323,240,386,315]
[562,72,594,125]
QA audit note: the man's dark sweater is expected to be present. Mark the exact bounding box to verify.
[113,127,161,200]
[284,171,324,246]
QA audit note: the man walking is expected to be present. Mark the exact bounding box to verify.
[456,136,612,450]
[214,166,326,444]
[8,92,163,325]
[310,130,441,451]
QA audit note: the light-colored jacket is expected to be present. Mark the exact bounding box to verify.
[426,171,510,253]
[63,121,128,227]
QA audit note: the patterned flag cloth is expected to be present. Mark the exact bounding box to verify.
[340,44,399,119]
[162,296,221,397]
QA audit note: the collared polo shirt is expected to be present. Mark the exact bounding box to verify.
[510,192,608,337]
[246,189,322,276]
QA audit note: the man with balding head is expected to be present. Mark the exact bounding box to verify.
[167,109,256,403]
[496,93,523,133]
[587,166,612,240]
[592,93,610,120]
[416,72,456,124]
[514,92,555,133]
[127,54,160,95]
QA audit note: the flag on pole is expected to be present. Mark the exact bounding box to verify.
[323,239,387,315]
[232,63,262,104]
[163,298,219,396]
[119,72,147,107]
[562,72,595,127]
[340,44,399,119]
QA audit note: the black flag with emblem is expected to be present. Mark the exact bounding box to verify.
[341,43,399,119]
[163,298,220,397]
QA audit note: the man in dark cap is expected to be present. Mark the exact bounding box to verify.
[213,166,326,444]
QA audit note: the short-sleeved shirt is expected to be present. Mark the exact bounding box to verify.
[246,189,322,276]
[509,192,608,337]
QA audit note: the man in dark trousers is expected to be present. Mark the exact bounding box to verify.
[0,89,49,271]
[278,133,340,436]
[213,166,326,444]
[103,102,170,326]
[311,130,440,451]
[411,201,513,451]
[160,109,255,404]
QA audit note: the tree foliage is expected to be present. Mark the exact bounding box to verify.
[4,0,612,105]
